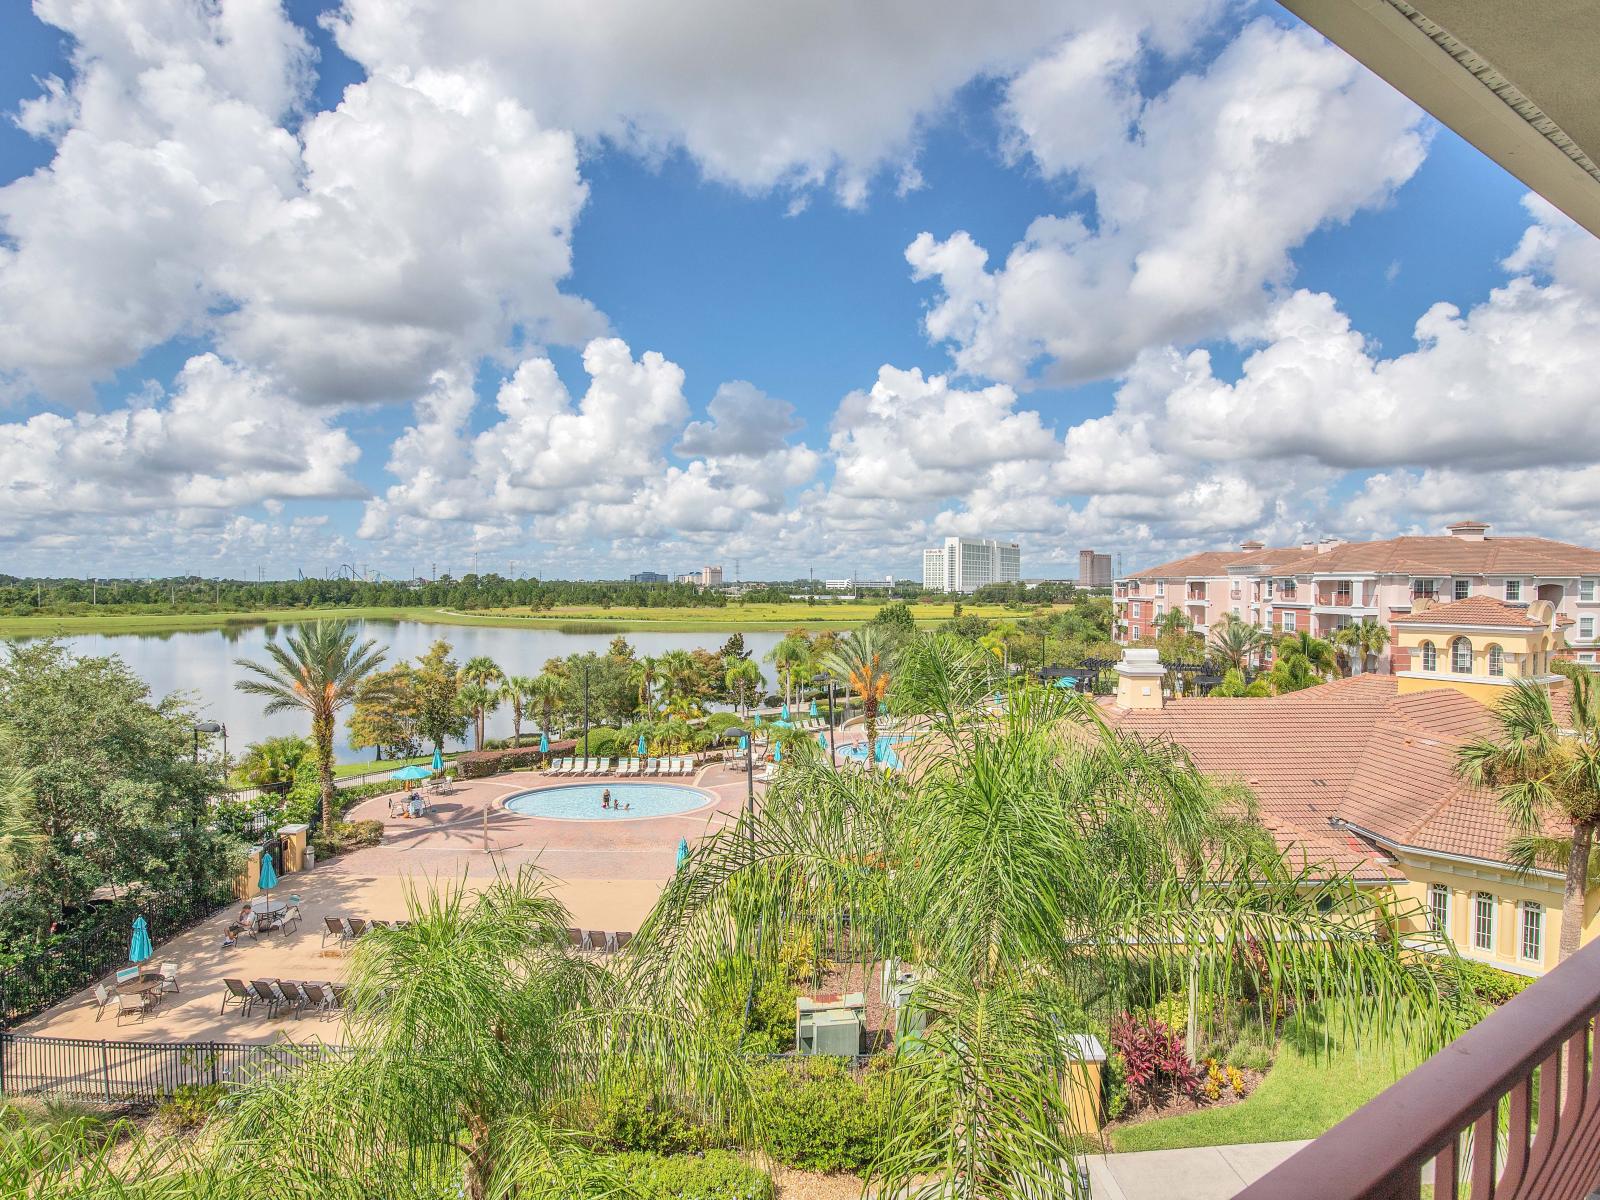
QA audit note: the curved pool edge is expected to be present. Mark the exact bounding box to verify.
[500,781,720,823]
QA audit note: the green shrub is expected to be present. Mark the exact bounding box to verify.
[310,819,385,860]
[455,743,574,778]
[1453,959,1534,1008]
[594,1087,709,1155]
[578,1150,773,1200]
[746,1058,892,1174]
[157,1082,225,1130]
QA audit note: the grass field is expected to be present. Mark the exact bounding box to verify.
[0,600,1030,638]
[1109,1022,1423,1153]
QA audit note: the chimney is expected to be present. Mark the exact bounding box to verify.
[1240,540,1264,551]
[1114,648,1166,711]
[1317,537,1346,554]
[1446,520,1490,541]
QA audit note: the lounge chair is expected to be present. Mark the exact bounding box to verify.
[622,757,639,776]
[220,978,252,1015]
[159,961,179,994]
[251,980,285,1016]
[674,757,690,775]
[586,930,607,952]
[562,757,580,775]
[112,991,147,1025]
[613,931,633,952]
[648,758,664,777]
[329,983,349,1009]
[301,982,334,1013]
[552,757,571,775]
[92,982,112,1021]
[321,916,347,948]
[572,757,589,775]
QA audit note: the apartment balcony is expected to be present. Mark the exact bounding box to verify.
[1238,936,1600,1199]
[1187,587,1208,602]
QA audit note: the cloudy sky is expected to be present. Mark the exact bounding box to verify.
[2,0,1597,583]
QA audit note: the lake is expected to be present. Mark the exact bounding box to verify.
[30,619,785,763]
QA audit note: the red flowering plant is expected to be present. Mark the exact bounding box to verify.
[1109,1012,1202,1109]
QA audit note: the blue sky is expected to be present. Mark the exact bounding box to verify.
[1,0,1595,582]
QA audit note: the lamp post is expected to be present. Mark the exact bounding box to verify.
[192,720,223,766]
[814,672,839,769]
[581,661,591,759]
[720,727,757,847]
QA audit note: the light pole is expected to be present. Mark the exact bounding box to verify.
[721,727,757,846]
[814,672,839,769]
[581,661,591,759]
[192,720,223,766]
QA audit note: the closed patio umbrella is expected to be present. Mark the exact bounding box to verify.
[818,732,828,749]
[773,741,782,763]
[676,837,689,869]
[128,916,152,965]
[809,699,818,717]
[431,748,444,772]
[539,731,550,754]
[781,702,790,721]
[638,733,648,756]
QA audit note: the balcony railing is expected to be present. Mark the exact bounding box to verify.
[1237,937,1600,1200]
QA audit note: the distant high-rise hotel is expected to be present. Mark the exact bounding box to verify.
[922,537,1021,593]
[675,565,724,588]
[1078,550,1112,589]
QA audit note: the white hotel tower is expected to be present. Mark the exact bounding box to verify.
[922,537,1022,593]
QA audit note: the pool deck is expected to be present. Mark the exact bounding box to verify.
[16,760,752,1045]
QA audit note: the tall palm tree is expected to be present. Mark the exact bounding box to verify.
[1207,613,1269,671]
[235,622,388,830]
[765,633,813,710]
[457,682,499,751]
[822,626,896,761]
[0,756,38,889]
[630,654,661,716]
[527,673,564,741]
[459,656,504,750]
[502,675,537,747]
[724,657,764,719]
[636,634,1458,1198]
[1276,629,1337,678]
[1458,676,1600,962]
[656,649,701,710]
[1355,617,1390,674]
[1331,620,1388,677]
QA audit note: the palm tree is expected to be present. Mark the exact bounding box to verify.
[630,655,661,716]
[1276,629,1337,678]
[457,682,499,751]
[459,656,504,750]
[236,734,313,788]
[0,756,38,889]
[1354,617,1390,674]
[822,626,896,760]
[765,633,813,710]
[502,675,537,747]
[636,634,1458,1198]
[656,649,701,710]
[526,673,564,741]
[1330,620,1387,677]
[724,657,764,719]
[1458,676,1600,962]
[235,622,389,830]
[1208,614,1269,672]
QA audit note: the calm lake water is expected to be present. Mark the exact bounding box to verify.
[32,620,784,763]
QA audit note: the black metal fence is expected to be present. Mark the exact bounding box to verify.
[0,893,228,1026]
[0,1032,346,1103]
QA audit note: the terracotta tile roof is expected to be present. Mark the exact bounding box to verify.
[1390,595,1555,629]
[1127,546,1301,581]
[1100,675,1567,880]
[1270,535,1600,578]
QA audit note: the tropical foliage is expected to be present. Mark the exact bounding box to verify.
[234,622,389,830]
[1208,614,1270,672]
[824,626,897,759]
[236,734,313,788]
[1458,675,1600,962]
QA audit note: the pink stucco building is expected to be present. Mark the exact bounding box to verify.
[1113,521,1600,671]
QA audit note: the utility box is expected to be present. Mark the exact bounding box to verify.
[796,992,865,1056]
[882,963,926,1040]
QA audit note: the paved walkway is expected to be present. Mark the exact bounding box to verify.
[1085,1142,1310,1199]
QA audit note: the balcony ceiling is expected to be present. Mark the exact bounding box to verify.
[1279,0,1600,238]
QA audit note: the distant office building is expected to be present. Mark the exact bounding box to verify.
[630,570,668,584]
[922,538,1022,593]
[1078,550,1113,589]
[825,576,895,592]
[676,565,725,588]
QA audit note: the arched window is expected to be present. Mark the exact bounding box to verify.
[1420,641,1437,671]
[1487,644,1504,677]
[1451,637,1472,673]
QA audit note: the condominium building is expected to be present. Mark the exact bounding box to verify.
[1112,521,1600,670]
[922,537,1022,593]
[1077,550,1113,589]
[675,565,724,588]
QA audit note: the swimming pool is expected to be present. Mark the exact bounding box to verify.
[838,735,912,768]
[503,782,711,820]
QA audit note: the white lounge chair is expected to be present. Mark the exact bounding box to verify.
[588,758,605,776]
[647,758,662,776]
[625,757,640,775]
[674,757,690,776]
[548,757,567,775]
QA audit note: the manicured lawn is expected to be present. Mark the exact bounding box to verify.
[0,600,1034,638]
[1109,1025,1423,1152]
[332,751,465,779]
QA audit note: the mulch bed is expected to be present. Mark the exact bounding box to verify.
[1105,1065,1269,1132]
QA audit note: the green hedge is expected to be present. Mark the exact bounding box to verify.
[455,741,575,779]
[572,1151,772,1200]
[746,1058,895,1174]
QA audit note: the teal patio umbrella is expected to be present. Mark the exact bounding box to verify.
[637,733,648,756]
[781,702,790,721]
[676,837,689,869]
[431,748,444,772]
[258,852,279,906]
[738,734,748,752]
[128,916,152,964]
[773,741,782,763]
[539,731,550,754]
[809,699,818,717]
[392,764,430,782]
[818,732,828,749]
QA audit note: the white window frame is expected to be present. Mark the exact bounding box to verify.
[1428,884,1451,936]
[1451,637,1472,674]
[1281,611,1296,633]
[1453,579,1471,600]
[1520,901,1544,963]
[1334,580,1352,604]
[1413,578,1437,600]
[1487,645,1505,677]
[1156,582,1165,598]
[1421,641,1437,671]
[1505,579,1523,602]
[1583,579,1596,603]
[1582,617,1596,640]
[1473,892,1495,952]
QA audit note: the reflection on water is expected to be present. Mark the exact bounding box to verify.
[17,620,783,763]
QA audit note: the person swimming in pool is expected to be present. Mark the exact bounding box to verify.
[602,788,612,809]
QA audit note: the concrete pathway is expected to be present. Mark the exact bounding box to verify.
[1085,1141,1310,1200]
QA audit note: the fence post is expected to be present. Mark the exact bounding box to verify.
[0,1031,8,1096]
[210,1042,220,1087]
[100,1038,112,1105]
